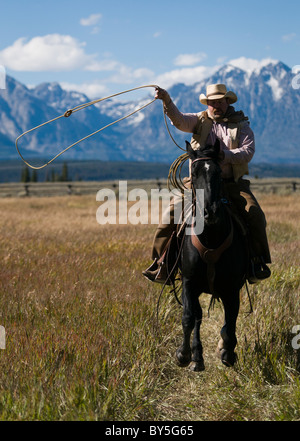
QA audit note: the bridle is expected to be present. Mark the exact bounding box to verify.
[190,155,216,212]
[191,156,214,164]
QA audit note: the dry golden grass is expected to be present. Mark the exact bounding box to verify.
[0,192,299,421]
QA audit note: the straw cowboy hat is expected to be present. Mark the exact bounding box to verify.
[199,83,237,105]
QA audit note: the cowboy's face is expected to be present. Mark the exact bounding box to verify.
[207,98,229,118]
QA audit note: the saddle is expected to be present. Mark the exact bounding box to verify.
[161,200,249,293]
[144,198,267,289]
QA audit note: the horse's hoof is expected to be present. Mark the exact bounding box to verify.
[189,359,205,372]
[220,349,237,367]
[175,349,191,367]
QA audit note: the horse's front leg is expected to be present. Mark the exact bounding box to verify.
[190,311,205,371]
[176,279,202,369]
[217,290,240,367]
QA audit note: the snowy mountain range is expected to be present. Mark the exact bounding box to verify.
[0,59,299,165]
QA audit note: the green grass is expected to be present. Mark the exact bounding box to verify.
[0,194,299,420]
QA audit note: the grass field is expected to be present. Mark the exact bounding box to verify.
[0,191,299,421]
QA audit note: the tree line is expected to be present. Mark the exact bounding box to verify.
[21,163,70,183]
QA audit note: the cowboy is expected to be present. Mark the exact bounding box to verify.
[143,83,271,284]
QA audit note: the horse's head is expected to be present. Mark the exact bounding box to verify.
[186,139,222,225]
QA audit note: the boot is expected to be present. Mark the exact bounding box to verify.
[142,258,173,286]
[142,259,159,282]
[248,256,271,284]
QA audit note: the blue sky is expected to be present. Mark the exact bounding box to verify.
[0,0,299,98]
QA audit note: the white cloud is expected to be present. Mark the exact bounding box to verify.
[83,53,155,85]
[153,56,283,90]
[85,58,122,72]
[282,33,296,42]
[227,56,278,75]
[60,57,155,98]
[59,67,155,98]
[60,81,109,98]
[107,65,155,85]
[0,34,155,89]
[153,31,162,38]
[174,52,207,67]
[154,65,219,89]
[80,13,102,27]
[0,34,97,71]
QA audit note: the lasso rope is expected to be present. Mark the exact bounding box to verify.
[15,84,185,170]
[167,152,190,193]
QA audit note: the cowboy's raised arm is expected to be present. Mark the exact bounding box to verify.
[155,86,171,104]
[155,86,198,133]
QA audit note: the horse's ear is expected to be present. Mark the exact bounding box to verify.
[186,141,196,160]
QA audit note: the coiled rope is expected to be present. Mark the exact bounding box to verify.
[15,84,185,170]
[167,152,190,193]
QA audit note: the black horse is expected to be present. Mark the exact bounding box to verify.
[175,139,247,370]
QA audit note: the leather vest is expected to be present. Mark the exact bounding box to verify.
[190,111,249,182]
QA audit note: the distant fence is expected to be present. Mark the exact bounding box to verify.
[0,179,299,198]
[250,180,300,193]
[0,180,165,198]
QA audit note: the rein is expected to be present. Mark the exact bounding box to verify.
[191,157,214,164]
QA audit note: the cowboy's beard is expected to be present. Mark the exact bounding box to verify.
[207,108,226,120]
